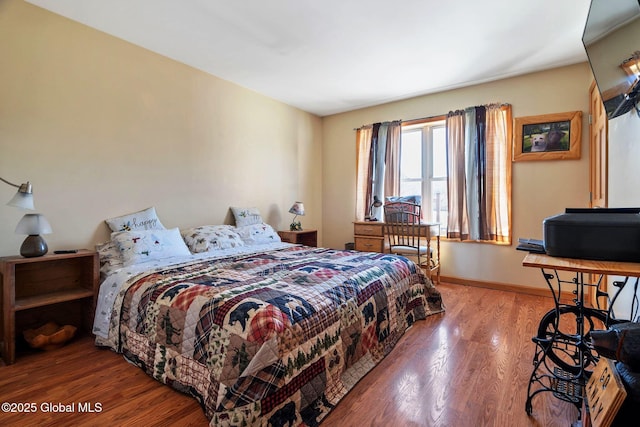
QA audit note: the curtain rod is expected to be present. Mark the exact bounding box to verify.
[353,115,441,131]
[353,103,511,131]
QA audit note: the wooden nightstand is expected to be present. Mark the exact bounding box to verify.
[353,221,385,252]
[278,229,318,247]
[0,250,99,365]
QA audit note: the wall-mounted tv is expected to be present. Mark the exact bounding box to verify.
[583,0,640,119]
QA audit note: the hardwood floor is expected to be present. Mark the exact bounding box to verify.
[0,283,579,426]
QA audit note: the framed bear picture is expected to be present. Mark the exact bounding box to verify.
[512,111,582,161]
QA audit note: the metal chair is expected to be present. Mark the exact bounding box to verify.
[383,201,437,277]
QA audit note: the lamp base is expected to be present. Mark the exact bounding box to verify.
[289,221,302,231]
[20,235,48,257]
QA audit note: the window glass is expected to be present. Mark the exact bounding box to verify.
[400,181,422,197]
[400,130,422,180]
[400,120,447,235]
[430,180,448,231]
[432,127,447,178]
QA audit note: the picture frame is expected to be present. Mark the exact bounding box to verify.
[512,111,582,162]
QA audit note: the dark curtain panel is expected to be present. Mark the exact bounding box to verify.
[365,122,380,216]
[474,106,487,239]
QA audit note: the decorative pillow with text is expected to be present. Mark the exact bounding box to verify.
[230,207,263,227]
[105,207,165,232]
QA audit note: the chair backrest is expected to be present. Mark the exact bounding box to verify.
[383,202,425,249]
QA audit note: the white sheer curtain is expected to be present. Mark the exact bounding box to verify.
[355,126,373,221]
[446,112,468,239]
[384,123,401,198]
[485,105,511,242]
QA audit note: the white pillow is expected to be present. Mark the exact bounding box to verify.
[105,207,165,232]
[112,228,191,266]
[235,223,281,246]
[230,207,263,227]
[181,225,246,253]
[95,240,125,277]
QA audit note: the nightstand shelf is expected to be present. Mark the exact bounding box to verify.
[1,250,99,365]
[15,288,95,311]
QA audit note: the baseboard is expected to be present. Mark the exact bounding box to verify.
[439,275,574,300]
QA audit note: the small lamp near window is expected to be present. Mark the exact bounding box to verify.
[15,213,52,257]
[365,196,383,221]
[288,202,305,231]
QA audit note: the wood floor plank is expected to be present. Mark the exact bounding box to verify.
[0,283,580,426]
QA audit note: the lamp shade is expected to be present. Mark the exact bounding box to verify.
[7,190,35,210]
[15,213,52,235]
[288,202,305,216]
[2,179,34,210]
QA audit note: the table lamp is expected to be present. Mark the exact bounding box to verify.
[15,213,52,257]
[288,202,305,231]
[366,196,383,221]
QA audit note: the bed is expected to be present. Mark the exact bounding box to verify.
[93,213,444,426]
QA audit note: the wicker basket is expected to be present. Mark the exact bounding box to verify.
[23,322,77,351]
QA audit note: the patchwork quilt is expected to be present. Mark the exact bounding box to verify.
[99,246,444,426]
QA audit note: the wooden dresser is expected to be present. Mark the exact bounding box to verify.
[353,221,385,252]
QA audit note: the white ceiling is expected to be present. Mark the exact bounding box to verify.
[26,0,592,116]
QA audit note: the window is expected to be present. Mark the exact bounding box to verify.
[400,118,447,235]
[355,105,511,244]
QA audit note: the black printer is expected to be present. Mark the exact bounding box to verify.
[543,208,640,262]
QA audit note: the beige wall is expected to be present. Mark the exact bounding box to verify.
[322,63,593,290]
[0,1,595,292]
[0,0,322,257]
